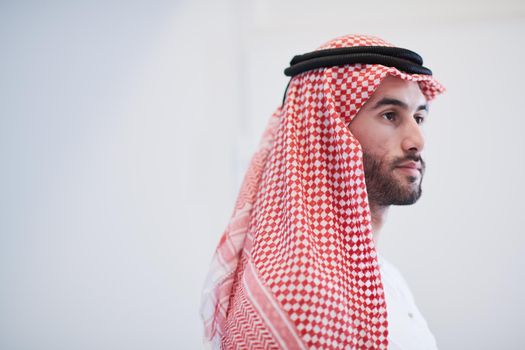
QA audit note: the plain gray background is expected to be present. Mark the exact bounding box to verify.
[1,0,524,349]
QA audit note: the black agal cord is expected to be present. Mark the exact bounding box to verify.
[284,46,432,77]
[282,46,432,105]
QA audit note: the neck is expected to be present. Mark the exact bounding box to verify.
[369,202,389,245]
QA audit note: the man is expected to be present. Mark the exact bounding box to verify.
[201,34,444,349]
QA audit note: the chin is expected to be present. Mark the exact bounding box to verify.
[392,178,422,205]
[396,193,421,205]
[397,187,422,205]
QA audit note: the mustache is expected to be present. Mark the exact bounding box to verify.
[391,153,426,170]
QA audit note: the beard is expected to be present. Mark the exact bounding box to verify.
[362,151,426,206]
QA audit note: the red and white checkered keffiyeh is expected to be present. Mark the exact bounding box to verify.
[201,34,445,349]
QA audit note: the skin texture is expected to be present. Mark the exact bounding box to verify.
[348,75,429,242]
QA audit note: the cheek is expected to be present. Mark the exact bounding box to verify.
[348,115,395,158]
[353,129,391,159]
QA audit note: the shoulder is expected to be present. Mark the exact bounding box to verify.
[377,254,418,303]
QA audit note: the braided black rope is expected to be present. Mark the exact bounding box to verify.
[281,46,432,105]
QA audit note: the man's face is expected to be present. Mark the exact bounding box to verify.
[348,76,428,206]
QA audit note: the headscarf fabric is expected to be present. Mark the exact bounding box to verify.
[201,34,444,349]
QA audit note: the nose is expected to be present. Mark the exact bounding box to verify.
[401,118,425,154]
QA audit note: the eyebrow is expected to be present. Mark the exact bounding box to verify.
[372,97,428,112]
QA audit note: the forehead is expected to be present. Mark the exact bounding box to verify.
[364,75,427,108]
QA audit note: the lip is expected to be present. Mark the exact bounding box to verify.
[396,167,420,176]
[396,161,421,170]
[395,161,422,176]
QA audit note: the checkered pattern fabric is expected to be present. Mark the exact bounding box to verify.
[201,34,444,349]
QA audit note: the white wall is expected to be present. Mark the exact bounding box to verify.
[1,1,524,349]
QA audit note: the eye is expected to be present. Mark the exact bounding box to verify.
[414,115,425,125]
[382,112,396,122]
